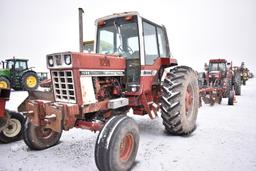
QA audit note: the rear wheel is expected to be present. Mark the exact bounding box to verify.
[234,83,241,95]
[0,111,25,143]
[234,72,241,95]
[23,121,62,150]
[242,79,246,85]
[21,72,39,91]
[0,77,10,89]
[161,66,199,135]
[228,90,234,105]
[95,115,139,171]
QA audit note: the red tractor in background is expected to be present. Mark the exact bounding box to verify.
[199,59,241,106]
[20,11,199,171]
[0,88,25,143]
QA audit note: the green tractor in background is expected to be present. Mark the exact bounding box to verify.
[0,58,39,91]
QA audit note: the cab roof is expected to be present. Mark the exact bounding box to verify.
[209,59,227,63]
[95,11,140,25]
[5,58,28,62]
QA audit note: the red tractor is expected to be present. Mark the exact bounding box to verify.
[200,59,240,106]
[21,11,199,171]
[0,88,25,143]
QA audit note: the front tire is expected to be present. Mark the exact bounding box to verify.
[23,121,62,150]
[161,66,199,135]
[95,115,139,171]
[0,77,10,89]
[0,111,25,143]
[21,72,39,91]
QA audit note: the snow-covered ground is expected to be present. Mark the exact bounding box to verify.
[1,78,256,171]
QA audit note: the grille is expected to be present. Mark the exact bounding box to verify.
[52,70,76,103]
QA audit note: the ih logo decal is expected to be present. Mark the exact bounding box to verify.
[100,56,110,66]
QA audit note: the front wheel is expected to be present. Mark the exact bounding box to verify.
[0,111,25,143]
[21,72,39,91]
[23,120,62,150]
[95,115,139,171]
[161,66,199,135]
[0,77,10,89]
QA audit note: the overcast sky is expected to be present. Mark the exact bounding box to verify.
[0,0,255,72]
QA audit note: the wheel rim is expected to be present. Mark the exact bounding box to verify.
[2,118,22,137]
[185,84,193,116]
[119,133,134,161]
[35,127,54,140]
[26,76,37,88]
[0,81,8,88]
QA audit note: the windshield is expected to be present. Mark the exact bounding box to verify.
[6,60,27,70]
[209,62,226,72]
[96,16,140,59]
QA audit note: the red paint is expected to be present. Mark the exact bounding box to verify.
[0,99,6,117]
[75,120,103,132]
[71,52,126,70]
[119,133,134,161]
[209,59,227,63]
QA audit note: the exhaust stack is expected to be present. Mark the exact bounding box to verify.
[78,8,84,52]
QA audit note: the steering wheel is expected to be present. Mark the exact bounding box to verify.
[118,45,134,56]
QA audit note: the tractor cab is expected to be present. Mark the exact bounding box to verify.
[208,60,227,72]
[4,58,29,71]
[95,12,173,92]
[208,59,228,82]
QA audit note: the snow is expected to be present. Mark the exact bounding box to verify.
[1,79,256,171]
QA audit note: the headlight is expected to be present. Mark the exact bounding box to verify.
[48,56,54,67]
[64,54,72,65]
[128,84,140,92]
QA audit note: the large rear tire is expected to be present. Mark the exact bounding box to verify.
[0,77,10,89]
[234,83,241,96]
[21,72,39,91]
[0,111,25,143]
[23,120,62,150]
[161,66,199,135]
[95,115,139,171]
[234,72,241,96]
[228,91,234,105]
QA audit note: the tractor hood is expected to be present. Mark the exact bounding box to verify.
[46,52,126,70]
[0,69,11,77]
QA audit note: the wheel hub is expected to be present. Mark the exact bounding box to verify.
[0,81,8,88]
[119,133,134,161]
[2,118,22,137]
[26,76,37,88]
[36,127,53,140]
[185,84,193,115]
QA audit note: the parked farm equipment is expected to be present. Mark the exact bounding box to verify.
[0,58,39,91]
[19,10,199,171]
[0,88,25,143]
[199,59,239,106]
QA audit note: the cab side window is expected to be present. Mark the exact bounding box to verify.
[143,21,158,65]
[157,27,167,57]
